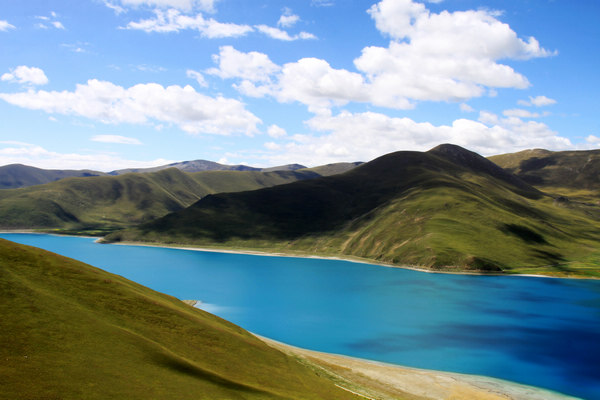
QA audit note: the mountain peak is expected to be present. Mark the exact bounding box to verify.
[428,144,540,198]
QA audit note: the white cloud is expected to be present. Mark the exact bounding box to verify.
[262,110,572,166]
[502,108,548,119]
[267,124,287,138]
[206,46,280,82]
[111,0,218,12]
[91,135,142,145]
[0,79,261,135]
[351,0,556,107]
[186,69,207,87]
[278,9,300,28]
[211,49,369,112]
[1,66,49,86]
[274,58,368,110]
[460,103,475,113]
[62,42,90,53]
[35,13,65,30]
[0,142,173,172]
[212,0,554,113]
[126,8,252,37]
[104,1,126,14]
[0,20,16,31]
[518,95,557,107]
[585,135,600,145]
[255,24,316,41]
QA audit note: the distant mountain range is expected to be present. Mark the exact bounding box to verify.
[109,160,310,175]
[105,144,600,278]
[0,159,329,190]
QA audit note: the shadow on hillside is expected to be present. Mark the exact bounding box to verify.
[152,352,267,395]
[501,223,548,244]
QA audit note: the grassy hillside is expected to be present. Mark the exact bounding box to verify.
[0,163,105,189]
[106,145,600,277]
[489,148,600,202]
[301,162,363,177]
[0,168,318,234]
[0,238,365,400]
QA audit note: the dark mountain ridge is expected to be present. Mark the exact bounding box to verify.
[0,163,106,189]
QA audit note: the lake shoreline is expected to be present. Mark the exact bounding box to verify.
[0,229,593,279]
[256,334,578,400]
[94,237,590,280]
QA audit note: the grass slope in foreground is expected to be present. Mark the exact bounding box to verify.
[106,145,600,278]
[0,238,368,400]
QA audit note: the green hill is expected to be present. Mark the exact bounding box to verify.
[0,238,366,400]
[489,148,600,203]
[0,168,319,234]
[105,145,600,278]
[0,163,106,189]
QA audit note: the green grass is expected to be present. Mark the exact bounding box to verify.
[0,238,364,400]
[0,168,319,232]
[489,148,600,198]
[105,145,600,278]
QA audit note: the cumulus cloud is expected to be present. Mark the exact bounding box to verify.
[1,66,49,86]
[126,8,252,37]
[0,79,261,135]
[351,0,556,107]
[0,20,15,31]
[209,48,369,112]
[0,142,173,172]
[518,95,557,107]
[585,135,600,146]
[267,124,287,138]
[278,9,300,28]
[262,110,572,166]
[91,135,142,145]
[211,0,554,112]
[206,46,280,82]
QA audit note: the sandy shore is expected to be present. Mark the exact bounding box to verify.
[96,238,569,280]
[258,336,579,400]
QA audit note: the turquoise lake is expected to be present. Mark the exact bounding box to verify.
[2,233,599,399]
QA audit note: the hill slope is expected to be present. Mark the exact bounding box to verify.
[0,168,319,234]
[0,163,105,189]
[489,148,600,201]
[106,145,600,277]
[0,238,365,400]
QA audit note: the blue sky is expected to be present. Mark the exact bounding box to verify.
[1,0,599,171]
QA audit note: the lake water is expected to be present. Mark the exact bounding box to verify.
[2,233,599,399]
